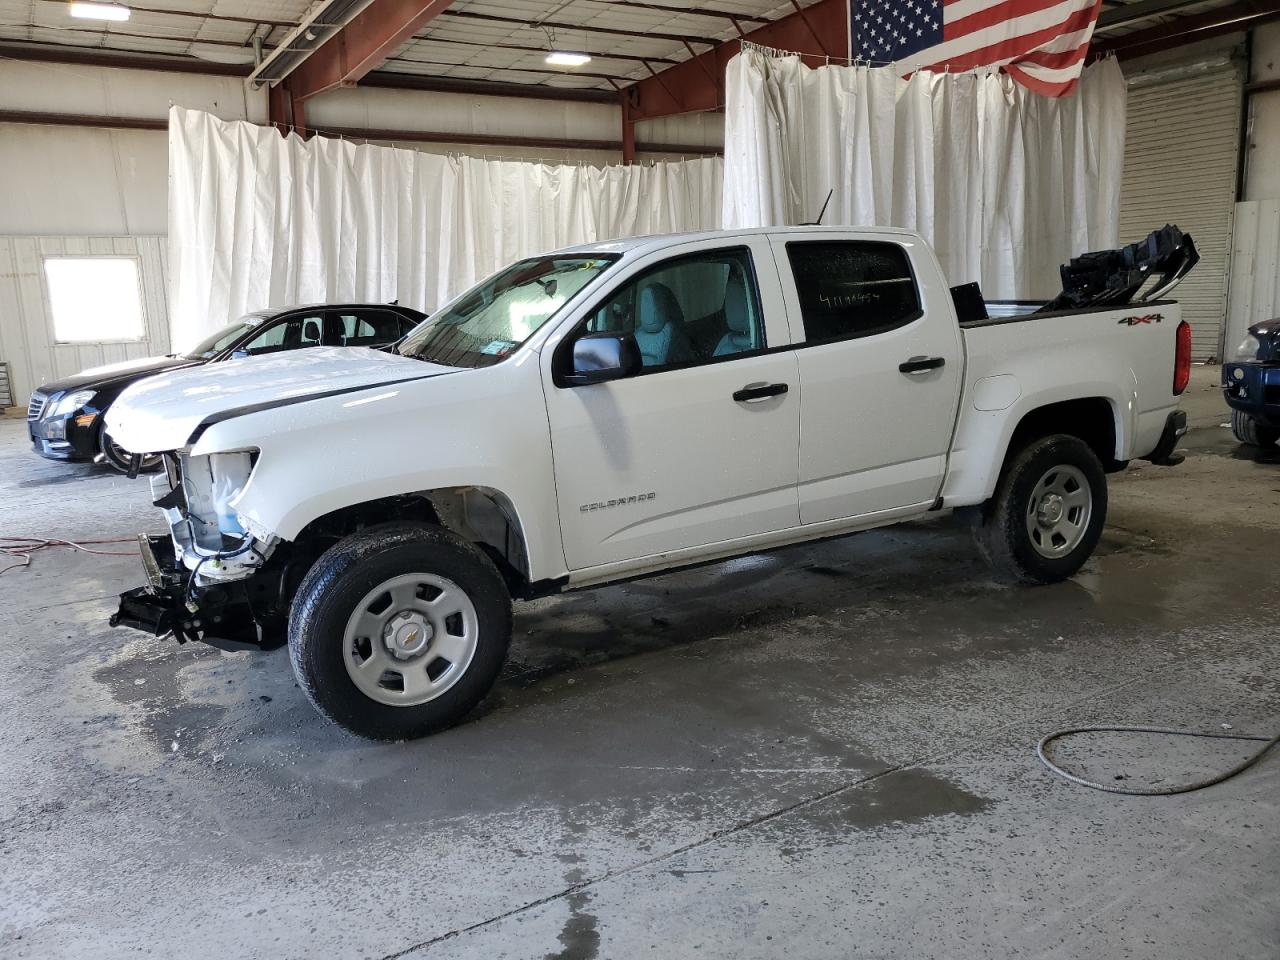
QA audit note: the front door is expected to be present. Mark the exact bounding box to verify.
[543,240,801,571]
[770,234,964,524]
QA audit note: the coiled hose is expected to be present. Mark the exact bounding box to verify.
[1037,725,1280,795]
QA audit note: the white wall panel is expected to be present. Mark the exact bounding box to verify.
[1225,199,1280,352]
[0,60,265,122]
[0,236,169,406]
[0,125,169,235]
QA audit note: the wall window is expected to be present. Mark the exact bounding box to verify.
[43,256,145,343]
[786,241,921,343]
[580,248,764,371]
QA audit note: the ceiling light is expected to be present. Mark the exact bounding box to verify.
[69,1,131,20]
[545,51,591,67]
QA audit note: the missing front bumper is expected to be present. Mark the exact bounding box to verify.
[109,534,282,652]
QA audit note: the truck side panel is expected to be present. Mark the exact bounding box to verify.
[943,305,1183,506]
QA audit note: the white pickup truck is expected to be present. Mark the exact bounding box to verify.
[106,225,1196,740]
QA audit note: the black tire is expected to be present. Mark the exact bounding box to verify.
[1230,408,1279,447]
[288,523,512,740]
[973,434,1107,584]
[99,423,162,473]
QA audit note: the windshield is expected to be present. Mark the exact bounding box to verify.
[398,255,616,368]
[183,315,266,360]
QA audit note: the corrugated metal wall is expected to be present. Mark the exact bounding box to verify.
[1119,62,1243,360]
[1226,199,1280,350]
[0,236,169,407]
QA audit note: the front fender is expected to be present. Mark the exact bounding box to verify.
[191,355,566,582]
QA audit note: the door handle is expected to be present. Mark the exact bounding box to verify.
[899,356,945,375]
[733,382,789,402]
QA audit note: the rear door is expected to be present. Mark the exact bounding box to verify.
[769,233,964,524]
[327,308,408,348]
[542,238,801,571]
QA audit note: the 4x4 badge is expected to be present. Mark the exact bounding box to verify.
[1118,313,1164,326]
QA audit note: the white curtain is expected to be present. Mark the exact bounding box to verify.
[722,49,1127,299]
[167,106,723,350]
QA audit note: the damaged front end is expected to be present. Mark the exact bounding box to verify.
[110,450,287,651]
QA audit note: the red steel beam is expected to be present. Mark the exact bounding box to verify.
[626,0,847,120]
[288,0,454,101]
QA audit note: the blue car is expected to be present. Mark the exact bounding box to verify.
[1222,318,1280,447]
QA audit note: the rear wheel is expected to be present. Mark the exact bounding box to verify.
[1230,409,1279,447]
[99,424,162,473]
[973,434,1107,584]
[288,523,512,740]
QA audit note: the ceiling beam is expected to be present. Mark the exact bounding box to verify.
[579,0,771,26]
[409,34,678,66]
[0,108,721,156]
[29,0,296,28]
[624,0,846,120]
[287,0,455,101]
[438,9,720,48]
[359,70,619,103]
[0,41,622,102]
[1092,0,1280,57]
[1095,0,1208,32]
[0,41,251,76]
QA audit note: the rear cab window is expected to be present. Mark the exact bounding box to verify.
[785,241,922,344]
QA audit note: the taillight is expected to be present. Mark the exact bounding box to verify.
[1173,320,1191,395]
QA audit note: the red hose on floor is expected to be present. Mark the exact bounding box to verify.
[0,536,139,575]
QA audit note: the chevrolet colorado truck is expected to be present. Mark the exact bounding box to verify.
[104,225,1197,740]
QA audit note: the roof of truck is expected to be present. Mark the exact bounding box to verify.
[551,225,921,258]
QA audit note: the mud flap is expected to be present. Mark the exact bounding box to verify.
[1143,410,1188,467]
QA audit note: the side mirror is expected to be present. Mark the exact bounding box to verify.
[230,349,250,360]
[563,333,641,386]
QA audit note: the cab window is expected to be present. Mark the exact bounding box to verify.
[240,314,324,356]
[786,241,921,343]
[580,247,764,372]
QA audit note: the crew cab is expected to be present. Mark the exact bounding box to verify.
[104,225,1196,740]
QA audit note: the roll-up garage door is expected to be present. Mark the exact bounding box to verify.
[1119,59,1243,361]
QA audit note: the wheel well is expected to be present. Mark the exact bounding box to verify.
[1007,398,1120,470]
[288,488,532,597]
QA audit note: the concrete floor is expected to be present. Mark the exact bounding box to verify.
[0,366,1276,959]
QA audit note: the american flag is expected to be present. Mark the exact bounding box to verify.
[850,0,1104,96]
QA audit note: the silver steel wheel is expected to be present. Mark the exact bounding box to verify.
[342,573,480,707]
[1025,464,1093,559]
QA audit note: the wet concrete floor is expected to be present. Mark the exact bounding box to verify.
[0,367,1276,958]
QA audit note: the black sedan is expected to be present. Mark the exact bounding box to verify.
[27,302,426,471]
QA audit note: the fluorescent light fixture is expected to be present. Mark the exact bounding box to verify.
[545,51,591,67]
[69,1,131,20]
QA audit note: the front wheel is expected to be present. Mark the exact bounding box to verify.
[973,434,1107,584]
[1230,408,1279,447]
[100,424,162,473]
[288,523,512,740]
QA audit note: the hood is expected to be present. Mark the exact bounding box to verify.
[105,346,457,454]
[36,355,199,396]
